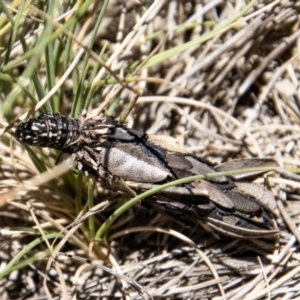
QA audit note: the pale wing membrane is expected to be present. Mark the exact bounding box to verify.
[215,158,279,180]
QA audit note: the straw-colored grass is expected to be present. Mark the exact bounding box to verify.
[0,0,299,299]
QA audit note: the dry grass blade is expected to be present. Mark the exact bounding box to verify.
[56,252,154,300]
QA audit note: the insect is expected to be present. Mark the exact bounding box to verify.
[15,112,280,239]
[15,112,81,150]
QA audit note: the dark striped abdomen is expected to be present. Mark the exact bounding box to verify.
[15,112,81,150]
